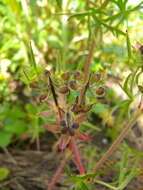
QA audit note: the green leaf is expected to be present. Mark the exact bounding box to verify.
[29,41,39,77]
[0,131,12,147]
[56,0,62,8]
[5,120,27,135]
[79,182,90,190]
[5,0,21,16]
[92,103,105,113]
[67,171,105,183]
[0,168,9,181]
[23,69,30,83]
[120,73,133,98]
[126,30,131,59]
[81,122,100,131]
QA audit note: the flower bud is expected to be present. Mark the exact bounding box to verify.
[69,80,77,90]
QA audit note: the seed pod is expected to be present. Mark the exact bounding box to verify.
[83,104,93,112]
[139,45,143,55]
[68,128,75,136]
[59,86,70,94]
[39,94,47,102]
[44,70,50,76]
[91,73,101,83]
[61,72,71,80]
[96,86,105,96]
[73,71,82,80]
[72,122,79,129]
[60,120,66,127]
[30,81,39,88]
[138,85,143,93]
[71,104,83,114]
[61,127,68,134]
[69,80,77,90]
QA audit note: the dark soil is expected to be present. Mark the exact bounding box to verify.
[0,120,143,190]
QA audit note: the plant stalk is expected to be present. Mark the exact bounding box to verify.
[47,153,69,190]
[71,138,85,175]
[79,32,96,105]
[93,111,142,173]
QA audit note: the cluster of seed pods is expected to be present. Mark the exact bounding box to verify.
[30,70,105,136]
[59,71,105,96]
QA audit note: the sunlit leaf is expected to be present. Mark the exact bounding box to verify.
[0,168,9,181]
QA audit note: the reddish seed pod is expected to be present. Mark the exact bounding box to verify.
[61,72,71,80]
[73,71,82,80]
[59,86,70,94]
[60,120,66,127]
[69,80,77,90]
[61,127,68,134]
[39,94,47,102]
[96,86,105,96]
[68,128,75,136]
[72,122,79,129]
[71,104,83,114]
[91,73,101,83]
[139,45,143,55]
[44,70,50,76]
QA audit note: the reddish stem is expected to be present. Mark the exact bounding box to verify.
[92,112,142,173]
[70,137,85,175]
[47,154,68,190]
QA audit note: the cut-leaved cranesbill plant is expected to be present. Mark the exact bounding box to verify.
[22,33,105,189]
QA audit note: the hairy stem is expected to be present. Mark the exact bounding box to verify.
[93,111,142,173]
[79,34,96,105]
[85,0,99,7]
[47,153,69,190]
[71,138,85,175]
